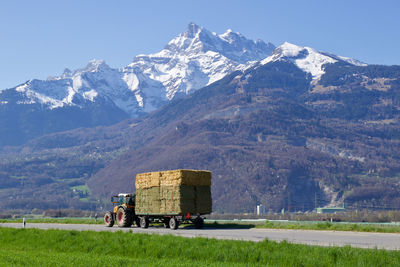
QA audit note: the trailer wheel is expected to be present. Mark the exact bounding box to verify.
[194,217,204,229]
[104,211,114,227]
[116,207,133,227]
[140,216,149,228]
[169,217,179,230]
[163,218,170,228]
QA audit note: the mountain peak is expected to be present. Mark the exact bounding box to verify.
[261,42,338,79]
[84,59,109,72]
[63,68,72,75]
[56,59,110,80]
[164,23,275,63]
[261,41,368,80]
[184,22,203,38]
[219,28,245,44]
[165,23,208,52]
[277,42,305,57]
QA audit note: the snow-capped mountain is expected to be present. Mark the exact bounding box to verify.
[0,23,368,147]
[2,23,275,118]
[2,24,365,119]
[13,59,143,116]
[123,23,275,110]
[261,42,366,80]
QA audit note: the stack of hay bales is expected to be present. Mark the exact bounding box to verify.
[135,170,212,215]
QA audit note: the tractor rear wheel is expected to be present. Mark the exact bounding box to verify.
[140,216,149,228]
[116,207,133,227]
[104,211,114,227]
[169,217,179,230]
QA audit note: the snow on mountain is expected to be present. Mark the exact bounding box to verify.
[261,42,337,79]
[124,23,275,103]
[261,42,366,79]
[14,59,142,115]
[3,23,275,117]
[324,53,367,67]
[2,23,367,119]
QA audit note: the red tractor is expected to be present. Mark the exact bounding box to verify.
[104,193,139,227]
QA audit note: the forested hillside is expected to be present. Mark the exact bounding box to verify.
[1,60,400,213]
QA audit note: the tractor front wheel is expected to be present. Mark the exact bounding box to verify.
[116,207,133,227]
[104,211,114,227]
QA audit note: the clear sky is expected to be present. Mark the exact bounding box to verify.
[1,0,399,90]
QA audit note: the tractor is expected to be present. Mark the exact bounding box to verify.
[104,193,139,227]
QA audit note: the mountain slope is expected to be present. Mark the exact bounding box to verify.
[2,24,399,213]
[86,61,400,212]
[2,58,399,213]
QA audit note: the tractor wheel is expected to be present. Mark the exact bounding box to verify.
[116,207,133,227]
[140,216,149,228]
[169,217,179,230]
[104,211,114,227]
[163,218,170,228]
[194,217,204,229]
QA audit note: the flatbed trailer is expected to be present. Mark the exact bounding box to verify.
[135,213,205,229]
[104,169,211,230]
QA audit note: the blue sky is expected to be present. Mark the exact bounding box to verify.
[1,0,399,90]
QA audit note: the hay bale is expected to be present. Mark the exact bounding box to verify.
[195,186,212,214]
[135,170,212,215]
[136,169,211,189]
[135,187,160,214]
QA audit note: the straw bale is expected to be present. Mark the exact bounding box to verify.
[135,170,212,215]
[135,172,160,189]
[136,170,211,189]
[160,186,195,200]
[135,187,161,214]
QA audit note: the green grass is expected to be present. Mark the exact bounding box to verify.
[70,185,91,194]
[256,220,400,233]
[0,228,399,266]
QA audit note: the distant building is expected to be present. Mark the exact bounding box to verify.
[316,207,346,214]
[256,204,266,215]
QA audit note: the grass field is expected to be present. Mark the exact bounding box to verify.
[0,227,399,266]
[254,220,400,233]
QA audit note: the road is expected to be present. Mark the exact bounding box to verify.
[1,223,399,250]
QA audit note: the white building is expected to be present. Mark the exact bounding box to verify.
[256,204,266,215]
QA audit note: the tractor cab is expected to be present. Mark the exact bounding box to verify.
[111,193,135,213]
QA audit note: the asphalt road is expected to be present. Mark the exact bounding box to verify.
[1,223,399,250]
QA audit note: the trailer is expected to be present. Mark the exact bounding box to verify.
[104,169,212,230]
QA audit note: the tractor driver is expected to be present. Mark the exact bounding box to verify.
[118,195,124,205]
